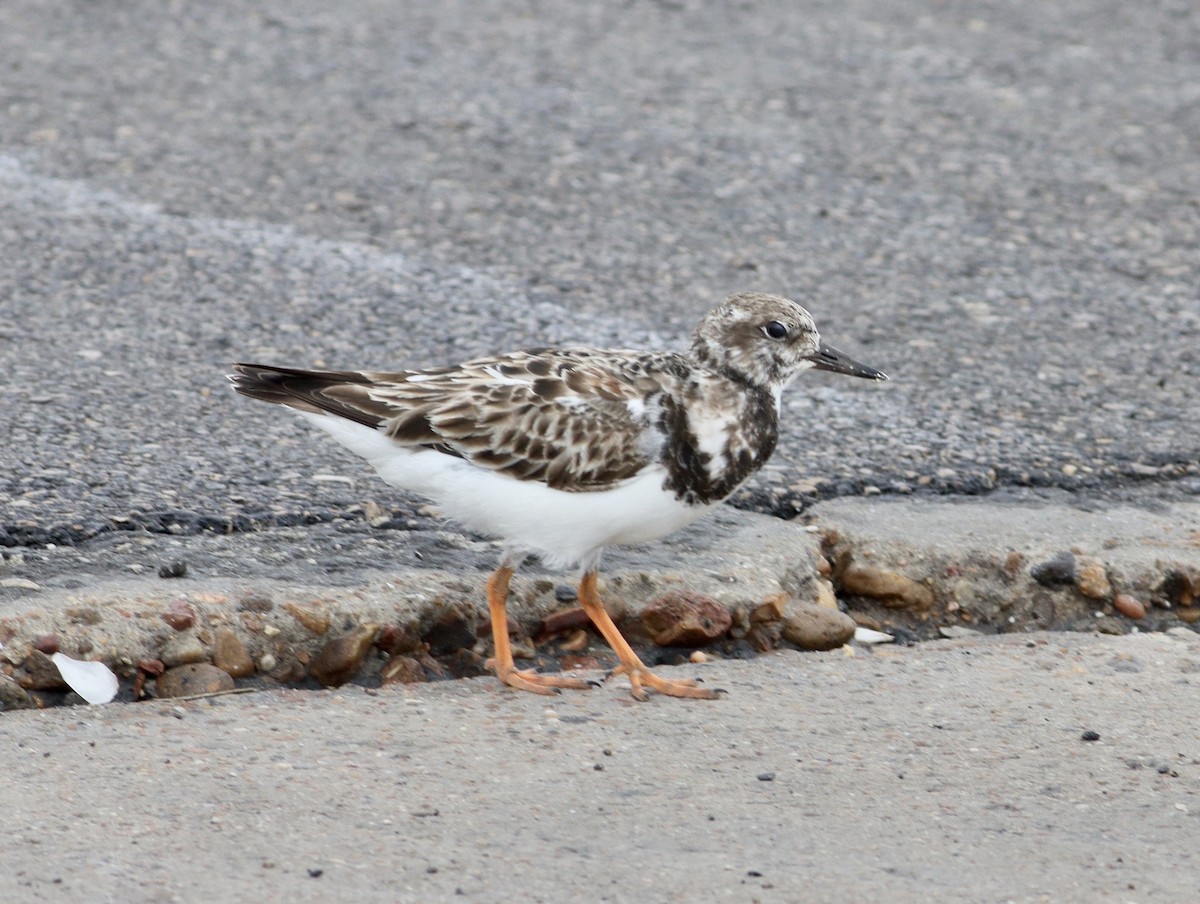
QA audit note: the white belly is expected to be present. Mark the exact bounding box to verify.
[298,412,712,570]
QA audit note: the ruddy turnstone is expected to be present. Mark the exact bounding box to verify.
[230,292,887,700]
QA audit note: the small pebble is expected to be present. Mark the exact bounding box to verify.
[783,604,856,650]
[0,676,37,710]
[1031,552,1076,588]
[158,561,188,579]
[642,590,731,647]
[1113,593,1146,620]
[1081,730,1101,742]
[21,650,69,690]
[157,663,235,698]
[750,595,787,625]
[537,607,590,638]
[283,602,330,636]
[838,561,934,610]
[309,625,379,687]
[757,772,776,782]
[161,600,196,631]
[33,634,60,655]
[212,628,255,678]
[1075,557,1111,600]
[160,635,208,667]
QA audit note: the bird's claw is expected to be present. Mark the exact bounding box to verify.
[495,667,594,696]
[607,663,722,701]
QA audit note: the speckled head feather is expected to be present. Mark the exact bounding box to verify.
[690,292,823,390]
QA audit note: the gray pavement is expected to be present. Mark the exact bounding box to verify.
[4,631,1199,903]
[1,1,1199,901]
[1,0,1197,539]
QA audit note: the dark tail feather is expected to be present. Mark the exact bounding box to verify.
[228,363,386,429]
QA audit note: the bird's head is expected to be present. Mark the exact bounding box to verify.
[691,292,889,394]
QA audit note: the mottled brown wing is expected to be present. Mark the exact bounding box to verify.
[232,351,678,492]
[367,350,674,491]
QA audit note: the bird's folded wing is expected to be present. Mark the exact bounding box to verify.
[234,351,676,492]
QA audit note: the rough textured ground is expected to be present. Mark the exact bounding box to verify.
[4,631,1199,903]
[1,0,1198,541]
[1,2,1198,901]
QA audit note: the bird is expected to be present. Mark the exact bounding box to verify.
[229,292,887,700]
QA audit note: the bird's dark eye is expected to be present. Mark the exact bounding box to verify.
[763,321,788,340]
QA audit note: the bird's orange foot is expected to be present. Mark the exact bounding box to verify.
[608,663,723,702]
[493,665,596,696]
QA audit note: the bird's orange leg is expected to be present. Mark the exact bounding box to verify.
[486,566,593,695]
[578,571,721,702]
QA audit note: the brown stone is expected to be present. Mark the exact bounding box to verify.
[1002,551,1026,579]
[1076,557,1112,600]
[782,604,856,651]
[160,634,207,667]
[849,612,882,630]
[267,652,307,684]
[750,594,787,625]
[839,561,934,611]
[641,590,732,647]
[814,579,839,610]
[0,676,36,710]
[18,649,68,690]
[1113,593,1146,620]
[536,607,591,639]
[283,602,330,636]
[32,634,60,655]
[309,625,379,687]
[156,663,235,698]
[161,600,196,631]
[212,628,255,678]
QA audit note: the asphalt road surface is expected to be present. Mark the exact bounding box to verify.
[1,0,1196,542]
[1,2,1198,901]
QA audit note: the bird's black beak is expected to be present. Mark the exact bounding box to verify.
[808,340,889,381]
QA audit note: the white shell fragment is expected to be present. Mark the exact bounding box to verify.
[853,627,896,645]
[50,653,119,704]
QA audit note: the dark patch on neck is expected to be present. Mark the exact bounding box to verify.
[659,387,778,505]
